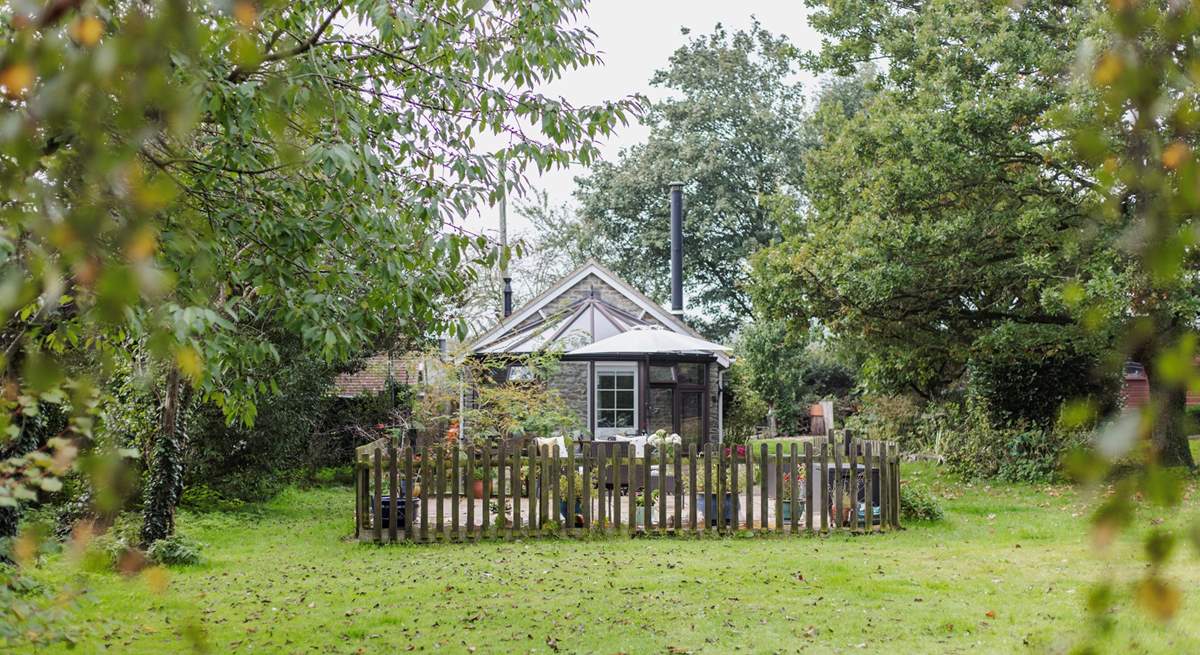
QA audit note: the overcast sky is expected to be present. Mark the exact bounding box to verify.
[470,0,819,239]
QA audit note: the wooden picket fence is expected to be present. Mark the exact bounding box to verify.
[353,437,901,543]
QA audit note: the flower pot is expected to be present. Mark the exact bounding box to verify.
[470,479,485,499]
[699,493,735,527]
[559,499,583,527]
[781,500,805,522]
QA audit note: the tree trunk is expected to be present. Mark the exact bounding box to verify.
[1150,379,1196,469]
[141,367,185,547]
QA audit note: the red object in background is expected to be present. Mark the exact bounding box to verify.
[1122,361,1200,408]
[723,445,747,458]
[446,420,459,443]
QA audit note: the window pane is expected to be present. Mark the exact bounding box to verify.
[615,410,634,428]
[615,390,634,409]
[598,390,615,410]
[597,411,613,428]
[648,387,673,434]
[649,365,675,383]
[598,374,616,390]
[615,374,634,390]
[681,391,702,443]
[677,363,703,385]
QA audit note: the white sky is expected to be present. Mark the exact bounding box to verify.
[469,0,819,239]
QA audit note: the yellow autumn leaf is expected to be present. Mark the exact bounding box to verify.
[1093,52,1123,86]
[233,1,257,28]
[70,16,104,47]
[1162,142,1190,170]
[143,565,170,594]
[1136,577,1181,622]
[0,63,34,99]
[176,346,204,382]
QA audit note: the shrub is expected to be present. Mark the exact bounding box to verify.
[899,484,944,522]
[843,394,923,449]
[940,399,1084,483]
[146,534,202,566]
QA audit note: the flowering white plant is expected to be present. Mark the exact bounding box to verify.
[647,429,682,455]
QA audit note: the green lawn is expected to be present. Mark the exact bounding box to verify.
[21,463,1200,654]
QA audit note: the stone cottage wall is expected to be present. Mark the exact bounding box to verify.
[548,361,589,434]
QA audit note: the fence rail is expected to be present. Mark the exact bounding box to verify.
[353,438,901,543]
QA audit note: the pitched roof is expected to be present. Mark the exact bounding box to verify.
[332,353,417,397]
[470,260,699,355]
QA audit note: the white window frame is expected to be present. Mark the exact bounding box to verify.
[594,362,638,437]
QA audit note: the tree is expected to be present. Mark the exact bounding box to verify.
[735,319,855,435]
[573,21,808,339]
[752,1,1118,401]
[0,0,638,549]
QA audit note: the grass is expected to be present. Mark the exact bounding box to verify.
[20,463,1200,654]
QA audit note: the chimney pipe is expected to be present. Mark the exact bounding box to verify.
[502,277,513,317]
[499,170,513,318]
[669,181,684,316]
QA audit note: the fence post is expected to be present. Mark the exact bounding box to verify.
[804,441,814,534]
[774,443,783,533]
[744,445,753,530]
[510,446,521,536]
[819,440,829,533]
[659,441,668,533]
[689,443,698,534]
[583,444,592,531]
[673,447,682,533]
[420,448,430,543]
[354,461,362,540]
[451,445,461,540]
[404,447,414,541]
[373,448,383,543]
[730,445,739,532]
[716,444,726,534]
[566,445,576,535]
[643,445,652,533]
[596,444,606,531]
[703,443,713,533]
[527,444,537,534]
[848,440,859,532]
[833,438,843,532]
[626,444,636,535]
[465,448,475,539]
[482,447,491,536]
[789,443,799,535]
[611,444,621,534]
[387,446,398,543]
[759,443,769,532]
[864,441,874,533]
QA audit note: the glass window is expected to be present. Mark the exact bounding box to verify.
[681,391,703,444]
[596,370,636,433]
[507,365,534,382]
[677,363,704,385]
[649,365,675,383]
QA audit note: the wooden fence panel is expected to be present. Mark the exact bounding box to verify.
[566,446,576,535]
[673,448,682,532]
[717,445,727,533]
[539,446,550,531]
[354,463,361,539]
[528,445,537,533]
[511,447,521,534]
[688,444,698,533]
[833,440,843,532]
[465,449,475,538]
[819,441,829,533]
[848,441,858,532]
[481,448,491,535]
[642,447,652,532]
[744,445,753,530]
[582,444,592,530]
[659,443,668,533]
[420,448,430,542]
[759,444,768,531]
[774,444,783,532]
[724,443,734,530]
[868,441,878,532]
[387,447,398,543]
[703,443,713,533]
[626,445,636,535]
[404,447,414,541]
[789,443,799,534]
[373,449,383,543]
[596,444,606,530]
[806,441,816,532]
[611,444,621,533]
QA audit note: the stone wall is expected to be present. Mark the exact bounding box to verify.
[548,360,589,434]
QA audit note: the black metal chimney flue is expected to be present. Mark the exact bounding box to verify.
[502,277,513,317]
[669,181,684,316]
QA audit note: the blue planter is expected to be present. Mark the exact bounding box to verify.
[699,493,734,527]
[374,495,420,529]
[559,499,583,526]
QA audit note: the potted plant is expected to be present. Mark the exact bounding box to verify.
[634,488,658,526]
[781,465,806,523]
[470,463,486,499]
[694,462,735,528]
[557,468,585,527]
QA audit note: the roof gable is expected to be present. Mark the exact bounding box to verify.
[471,260,698,354]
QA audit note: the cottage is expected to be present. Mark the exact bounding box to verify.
[469,259,729,446]
[470,184,730,446]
